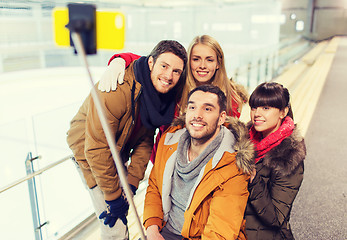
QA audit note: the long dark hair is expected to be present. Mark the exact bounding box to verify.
[249,82,293,120]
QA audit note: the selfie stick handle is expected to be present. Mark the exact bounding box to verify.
[71,32,146,240]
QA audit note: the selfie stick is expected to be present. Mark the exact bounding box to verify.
[66,4,146,240]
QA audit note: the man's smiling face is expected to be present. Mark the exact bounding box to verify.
[148,52,184,94]
[185,90,226,144]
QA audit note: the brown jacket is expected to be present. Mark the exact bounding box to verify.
[143,117,255,239]
[67,62,154,200]
[245,125,305,240]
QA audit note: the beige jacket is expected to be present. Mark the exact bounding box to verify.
[67,62,154,200]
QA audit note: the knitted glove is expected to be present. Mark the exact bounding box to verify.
[99,184,137,227]
[98,58,125,92]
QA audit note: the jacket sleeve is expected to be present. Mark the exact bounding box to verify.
[143,168,165,230]
[230,80,248,119]
[231,99,241,119]
[108,52,141,68]
[143,137,167,230]
[84,86,128,199]
[127,130,154,188]
[66,96,89,162]
[248,162,304,228]
[202,173,249,240]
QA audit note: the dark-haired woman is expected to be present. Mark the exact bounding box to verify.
[245,82,306,240]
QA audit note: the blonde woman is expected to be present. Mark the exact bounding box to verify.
[179,35,247,117]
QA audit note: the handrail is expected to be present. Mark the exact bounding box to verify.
[0,154,73,194]
[231,38,312,86]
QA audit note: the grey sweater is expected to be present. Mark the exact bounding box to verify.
[165,127,224,235]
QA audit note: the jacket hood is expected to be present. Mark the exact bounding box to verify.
[246,122,306,177]
[172,115,255,175]
[263,127,306,177]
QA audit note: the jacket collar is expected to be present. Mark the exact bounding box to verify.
[262,127,306,176]
[246,121,306,176]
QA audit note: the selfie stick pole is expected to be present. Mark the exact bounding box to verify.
[71,32,146,240]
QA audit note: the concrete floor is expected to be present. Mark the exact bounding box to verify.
[291,37,347,239]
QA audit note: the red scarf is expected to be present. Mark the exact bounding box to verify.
[249,116,295,163]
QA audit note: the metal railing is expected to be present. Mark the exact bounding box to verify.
[0,153,73,240]
[0,155,72,195]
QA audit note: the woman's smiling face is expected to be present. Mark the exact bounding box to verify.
[251,106,287,138]
[190,43,219,84]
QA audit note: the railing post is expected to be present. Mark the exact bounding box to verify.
[247,62,252,88]
[272,53,277,79]
[25,152,43,240]
[257,58,261,85]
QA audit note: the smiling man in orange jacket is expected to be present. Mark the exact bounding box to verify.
[143,85,254,240]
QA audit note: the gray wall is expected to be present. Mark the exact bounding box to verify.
[280,0,347,41]
[310,0,347,40]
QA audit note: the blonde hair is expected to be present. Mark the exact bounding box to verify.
[179,35,243,116]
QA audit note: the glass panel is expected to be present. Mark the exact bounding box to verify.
[0,184,36,239]
[0,120,36,239]
[0,119,30,186]
[32,105,93,239]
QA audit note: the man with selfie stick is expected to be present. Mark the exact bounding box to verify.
[65,5,187,239]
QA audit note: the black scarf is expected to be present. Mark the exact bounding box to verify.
[134,56,176,129]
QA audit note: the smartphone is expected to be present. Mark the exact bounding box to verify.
[53,6,125,51]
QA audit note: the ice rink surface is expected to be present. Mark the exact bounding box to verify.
[0,66,106,239]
